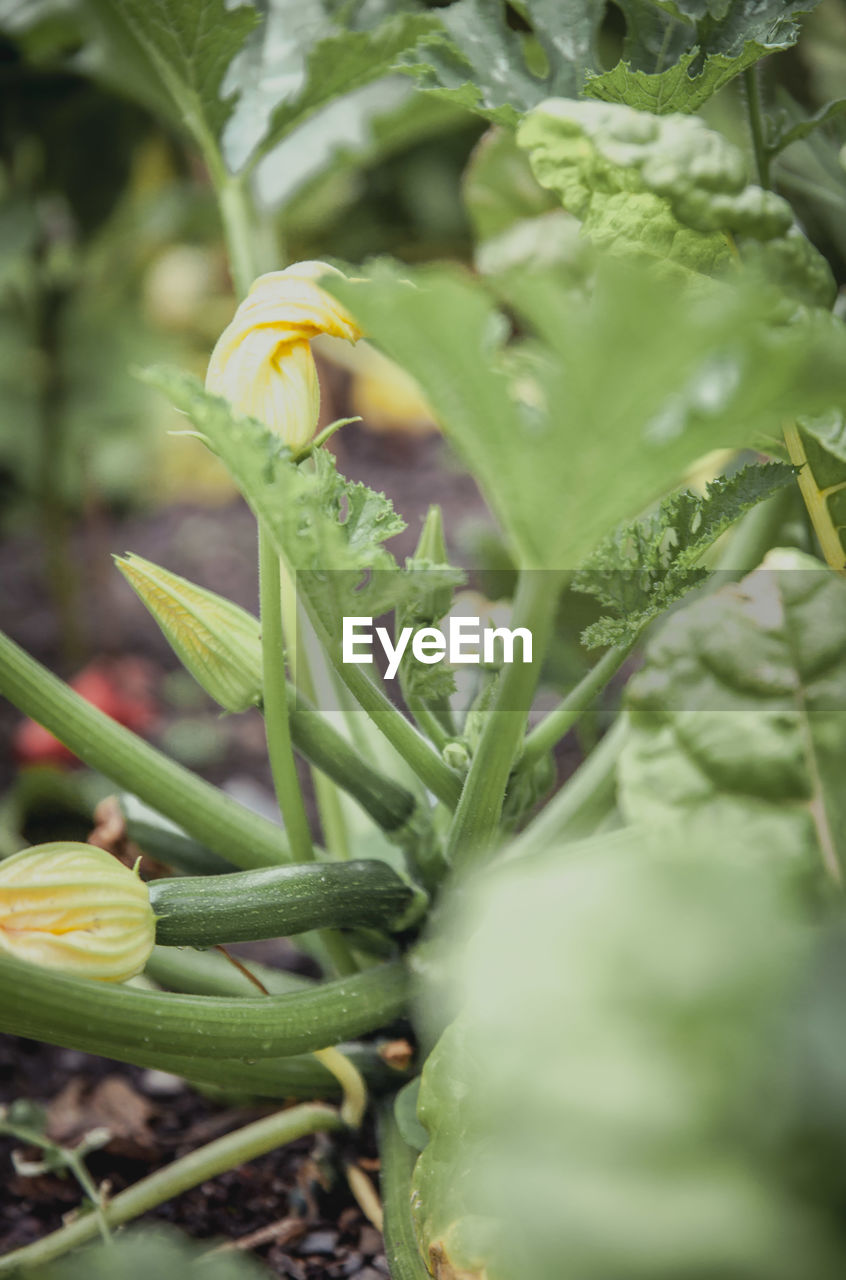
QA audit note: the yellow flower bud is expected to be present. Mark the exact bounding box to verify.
[0,843,155,982]
[206,261,362,450]
[116,552,263,713]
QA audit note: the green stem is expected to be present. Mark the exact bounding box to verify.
[0,1124,111,1245]
[280,557,352,860]
[0,952,408,1061]
[214,142,360,975]
[377,1101,431,1280]
[0,1104,344,1275]
[504,718,626,862]
[519,638,635,770]
[136,1046,398,1100]
[144,944,313,997]
[259,525,314,863]
[313,617,462,810]
[288,689,418,837]
[744,66,771,190]
[448,570,564,872]
[406,694,452,753]
[65,1153,112,1245]
[0,629,289,869]
[12,1032,359,1103]
[774,169,846,211]
[314,1046,367,1127]
[119,794,235,875]
[217,173,263,297]
[312,758,352,859]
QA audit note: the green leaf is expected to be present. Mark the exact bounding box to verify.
[327,259,846,572]
[521,0,605,96]
[398,0,604,123]
[253,80,464,212]
[80,0,258,145]
[767,97,846,158]
[586,0,824,113]
[393,1076,429,1152]
[401,0,819,123]
[574,461,797,647]
[664,0,817,60]
[614,0,694,71]
[620,548,846,883]
[518,101,786,272]
[0,0,86,63]
[138,367,410,638]
[397,0,538,124]
[737,225,837,308]
[231,3,440,171]
[395,560,465,704]
[517,99,836,301]
[584,45,765,114]
[29,1225,270,1279]
[412,826,839,1279]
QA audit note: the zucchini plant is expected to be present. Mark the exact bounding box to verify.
[3,0,846,1276]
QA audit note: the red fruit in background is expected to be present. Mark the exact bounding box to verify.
[13,658,159,768]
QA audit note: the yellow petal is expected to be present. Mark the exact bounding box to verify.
[208,331,321,449]
[0,843,156,983]
[239,262,362,344]
[206,260,360,446]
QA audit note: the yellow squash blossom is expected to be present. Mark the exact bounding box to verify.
[206,260,362,450]
[0,843,156,982]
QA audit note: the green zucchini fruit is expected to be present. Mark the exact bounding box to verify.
[0,951,409,1060]
[149,860,427,948]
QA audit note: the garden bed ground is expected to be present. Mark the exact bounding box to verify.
[0,1034,390,1277]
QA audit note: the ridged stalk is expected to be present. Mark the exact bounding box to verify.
[0,630,289,869]
[289,686,417,834]
[504,718,626,863]
[518,639,634,770]
[448,570,564,872]
[309,619,463,811]
[259,523,314,862]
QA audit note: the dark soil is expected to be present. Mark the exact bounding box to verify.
[0,1036,390,1276]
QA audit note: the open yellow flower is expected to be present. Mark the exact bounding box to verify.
[0,843,155,982]
[206,260,362,450]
